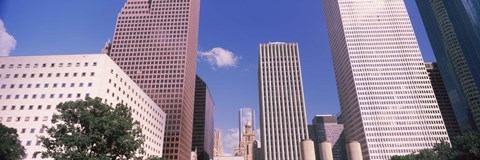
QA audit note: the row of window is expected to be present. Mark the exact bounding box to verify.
[2,105,52,111]
[0,93,90,100]
[0,62,97,69]
[1,82,93,89]
[0,116,49,122]
[0,72,95,79]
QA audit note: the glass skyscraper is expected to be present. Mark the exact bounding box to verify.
[416,0,480,132]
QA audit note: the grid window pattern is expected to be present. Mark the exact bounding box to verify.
[0,54,166,158]
[258,42,309,160]
[106,0,200,159]
[322,0,450,159]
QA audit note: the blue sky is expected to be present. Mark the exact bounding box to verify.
[0,0,436,154]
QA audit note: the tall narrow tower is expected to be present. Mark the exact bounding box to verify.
[322,0,450,159]
[107,0,200,159]
[258,42,309,160]
[239,108,255,145]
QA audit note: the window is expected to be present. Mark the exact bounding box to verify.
[93,62,97,66]
[88,83,93,87]
[76,93,81,98]
[37,105,42,110]
[67,94,72,98]
[53,83,58,88]
[58,94,63,98]
[20,105,25,110]
[27,84,32,88]
[29,105,33,110]
[35,84,40,88]
[39,127,45,133]
[84,62,89,67]
[90,72,95,76]
[21,128,26,133]
[34,117,39,121]
[26,141,31,146]
[1,106,6,110]
[46,105,52,110]
[25,117,30,122]
[16,117,20,122]
[11,106,16,110]
[62,83,66,87]
[73,73,78,77]
[70,83,75,87]
[44,84,49,88]
[79,83,84,87]
[6,117,12,122]
[43,116,48,121]
[81,72,86,77]
[30,128,35,133]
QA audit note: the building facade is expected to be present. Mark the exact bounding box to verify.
[214,129,224,157]
[258,42,309,160]
[425,62,461,138]
[239,108,255,145]
[322,0,450,159]
[235,122,255,160]
[193,75,215,160]
[416,0,480,132]
[253,141,264,160]
[310,115,346,160]
[105,0,201,159]
[0,54,166,159]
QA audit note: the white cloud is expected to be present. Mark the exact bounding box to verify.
[221,128,240,156]
[199,47,240,69]
[0,19,16,56]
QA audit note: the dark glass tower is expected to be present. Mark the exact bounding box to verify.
[416,0,480,132]
[192,75,214,160]
[425,62,461,138]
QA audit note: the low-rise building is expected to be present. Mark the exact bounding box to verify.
[0,54,166,159]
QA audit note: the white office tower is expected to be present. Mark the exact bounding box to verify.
[0,54,166,159]
[322,0,450,159]
[258,42,309,160]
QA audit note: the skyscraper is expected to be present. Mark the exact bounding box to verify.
[239,108,255,145]
[310,115,346,160]
[193,75,215,160]
[416,0,480,132]
[106,0,200,159]
[258,42,309,160]
[214,129,224,157]
[0,54,166,158]
[425,62,461,138]
[322,0,450,159]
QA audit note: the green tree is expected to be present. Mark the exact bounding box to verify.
[452,131,480,160]
[0,123,26,160]
[390,131,480,160]
[39,97,145,160]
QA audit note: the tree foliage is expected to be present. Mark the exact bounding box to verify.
[390,131,480,160]
[39,97,145,160]
[0,123,26,160]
